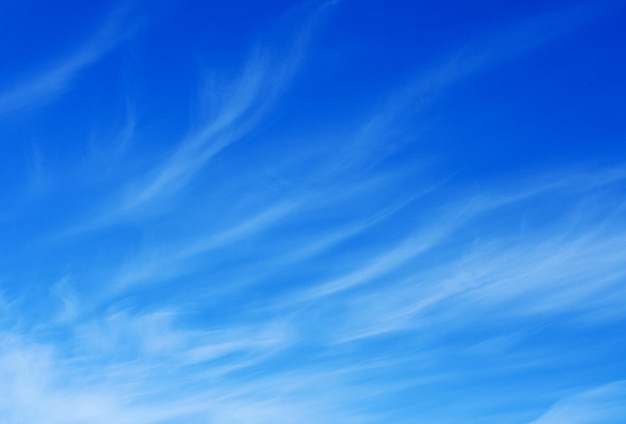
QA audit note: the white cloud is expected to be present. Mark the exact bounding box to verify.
[530,381,626,424]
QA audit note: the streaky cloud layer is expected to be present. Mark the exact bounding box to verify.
[1,0,625,422]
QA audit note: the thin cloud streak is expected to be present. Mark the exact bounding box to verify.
[104,200,302,295]
[0,5,133,117]
[530,381,626,424]
[122,1,339,213]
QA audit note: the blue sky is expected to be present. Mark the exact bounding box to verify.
[1,0,626,422]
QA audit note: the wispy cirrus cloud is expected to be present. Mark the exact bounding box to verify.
[333,1,610,171]
[50,1,341,243]
[2,1,625,423]
[0,308,369,423]
[120,1,340,213]
[0,5,133,117]
[530,381,626,424]
[325,167,626,342]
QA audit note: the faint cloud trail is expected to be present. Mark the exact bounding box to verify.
[55,0,340,240]
[529,381,626,424]
[0,4,135,117]
[331,1,612,172]
[326,168,626,342]
[121,0,340,213]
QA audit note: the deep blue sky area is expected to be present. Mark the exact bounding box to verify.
[1,1,625,423]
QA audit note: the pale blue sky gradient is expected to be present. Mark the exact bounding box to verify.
[1,0,625,422]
